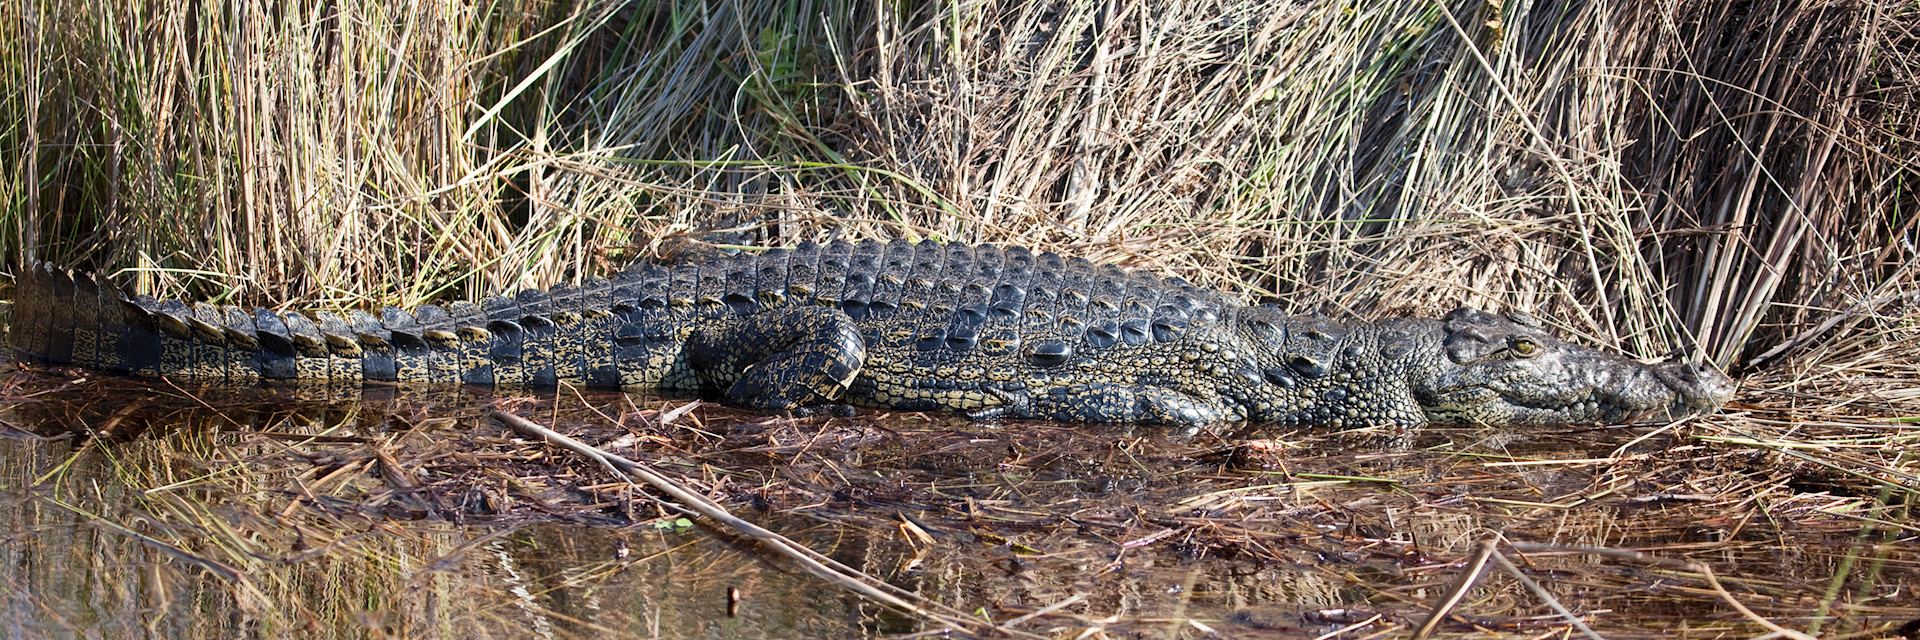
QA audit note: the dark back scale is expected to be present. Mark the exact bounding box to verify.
[7,241,1426,427]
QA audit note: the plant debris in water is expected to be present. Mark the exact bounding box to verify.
[1,360,1914,638]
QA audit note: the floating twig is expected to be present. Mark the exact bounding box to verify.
[489,407,1026,638]
[1411,538,1498,639]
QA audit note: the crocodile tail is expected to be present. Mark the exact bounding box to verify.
[10,264,633,388]
[11,263,144,374]
[11,264,255,381]
[7,264,419,385]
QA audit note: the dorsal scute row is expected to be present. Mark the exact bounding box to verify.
[28,240,1237,366]
[104,276,600,361]
[711,241,1242,363]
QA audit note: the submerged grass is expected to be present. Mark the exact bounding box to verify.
[6,372,1915,637]
[0,0,1918,637]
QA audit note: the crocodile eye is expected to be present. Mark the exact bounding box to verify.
[1510,336,1540,358]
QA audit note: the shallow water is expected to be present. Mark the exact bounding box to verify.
[1,363,1914,638]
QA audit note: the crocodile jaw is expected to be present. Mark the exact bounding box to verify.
[1414,351,1737,428]
[1646,359,1738,420]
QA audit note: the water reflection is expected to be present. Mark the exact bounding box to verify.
[1,366,1913,638]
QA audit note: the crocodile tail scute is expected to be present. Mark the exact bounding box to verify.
[15,260,685,390]
[11,265,326,383]
[11,263,149,375]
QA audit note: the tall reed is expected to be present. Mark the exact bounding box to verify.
[1,0,1912,370]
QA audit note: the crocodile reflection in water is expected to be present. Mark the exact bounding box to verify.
[8,240,1734,428]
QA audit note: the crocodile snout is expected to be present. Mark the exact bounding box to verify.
[1651,359,1737,419]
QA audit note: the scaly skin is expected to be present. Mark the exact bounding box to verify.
[6,240,1736,428]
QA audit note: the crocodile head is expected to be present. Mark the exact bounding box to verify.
[1407,308,1736,427]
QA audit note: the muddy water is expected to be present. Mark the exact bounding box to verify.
[0,365,1913,638]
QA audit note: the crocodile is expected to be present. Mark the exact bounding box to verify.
[6,240,1734,428]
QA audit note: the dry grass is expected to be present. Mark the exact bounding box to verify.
[2,0,1912,368]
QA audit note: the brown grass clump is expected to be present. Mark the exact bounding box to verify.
[2,0,1913,370]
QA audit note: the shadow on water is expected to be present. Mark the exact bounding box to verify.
[0,361,1914,638]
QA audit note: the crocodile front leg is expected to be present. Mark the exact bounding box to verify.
[685,306,866,411]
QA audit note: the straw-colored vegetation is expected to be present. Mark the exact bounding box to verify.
[7,0,1914,369]
[2,0,1916,637]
